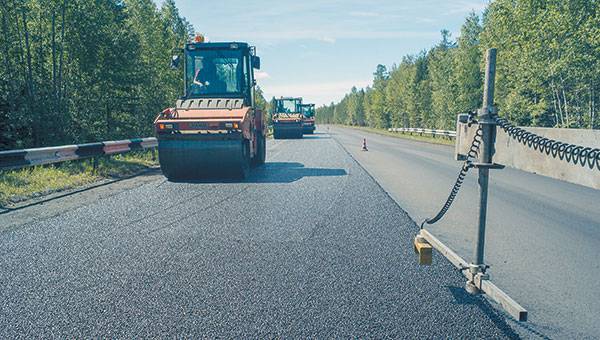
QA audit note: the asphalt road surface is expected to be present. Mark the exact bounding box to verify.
[330,125,600,339]
[0,134,520,337]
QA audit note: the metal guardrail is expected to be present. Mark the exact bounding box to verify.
[388,127,456,138]
[0,137,157,171]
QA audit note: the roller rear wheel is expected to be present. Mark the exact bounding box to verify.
[252,134,266,166]
[238,140,251,179]
[159,160,177,181]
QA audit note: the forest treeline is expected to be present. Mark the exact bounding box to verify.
[0,0,268,151]
[0,0,196,150]
[317,0,599,131]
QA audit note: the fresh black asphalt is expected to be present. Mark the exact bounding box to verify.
[331,125,600,339]
[0,133,519,338]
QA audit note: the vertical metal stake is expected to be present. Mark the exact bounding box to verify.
[92,157,99,175]
[467,48,498,294]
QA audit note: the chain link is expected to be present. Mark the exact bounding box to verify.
[421,115,599,229]
[495,117,600,171]
[420,124,482,229]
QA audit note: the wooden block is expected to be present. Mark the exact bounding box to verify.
[414,238,432,265]
[413,235,426,253]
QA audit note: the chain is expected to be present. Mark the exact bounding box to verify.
[421,115,599,229]
[495,117,600,171]
[420,123,483,229]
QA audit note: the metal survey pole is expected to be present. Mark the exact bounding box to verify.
[467,48,499,294]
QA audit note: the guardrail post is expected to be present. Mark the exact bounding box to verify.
[92,156,99,175]
[467,48,498,294]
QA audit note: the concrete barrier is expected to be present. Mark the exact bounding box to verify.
[455,120,600,189]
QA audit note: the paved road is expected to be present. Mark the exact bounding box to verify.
[0,134,518,337]
[330,125,600,339]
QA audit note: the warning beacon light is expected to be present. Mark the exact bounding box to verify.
[194,33,205,43]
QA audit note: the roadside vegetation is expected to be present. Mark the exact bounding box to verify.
[317,0,599,131]
[0,1,192,150]
[0,1,268,151]
[0,151,157,207]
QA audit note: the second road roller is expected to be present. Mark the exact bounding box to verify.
[300,103,316,134]
[271,97,304,139]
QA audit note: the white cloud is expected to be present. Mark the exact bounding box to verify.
[415,17,436,24]
[216,30,439,43]
[349,11,382,18]
[447,0,488,15]
[318,36,336,44]
[348,10,409,20]
[254,71,270,80]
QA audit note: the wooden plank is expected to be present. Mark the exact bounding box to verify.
[419,229,528,321]
[481,280,528,322]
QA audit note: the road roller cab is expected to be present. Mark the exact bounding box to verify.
[271,97,304,139]
[300,103,316,134]
[154,37,266,180]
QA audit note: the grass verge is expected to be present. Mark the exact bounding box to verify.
[339,125,454,146]
[0,150,158,207]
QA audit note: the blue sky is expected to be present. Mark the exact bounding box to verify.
[155,0,489,106]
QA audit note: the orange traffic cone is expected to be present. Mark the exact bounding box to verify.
[361,138,368,151]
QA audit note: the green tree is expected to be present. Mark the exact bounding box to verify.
[428,30,458,129]
[346,87,365,126]
[368,64,389,128]
[413,52,432,128]
[0,0,193,150]
[453,12,483,115]
[327,0,598,131]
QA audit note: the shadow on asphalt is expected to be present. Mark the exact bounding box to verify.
[252,162,346,183]
[446,285,522,339]
[0,160,342,211]
[301,133,331,139]
[167,162,347,184]
[273,134,331,140]
[447,285,478,305]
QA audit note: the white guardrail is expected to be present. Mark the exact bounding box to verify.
[388,127,456,138]
[0,137,157,171]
